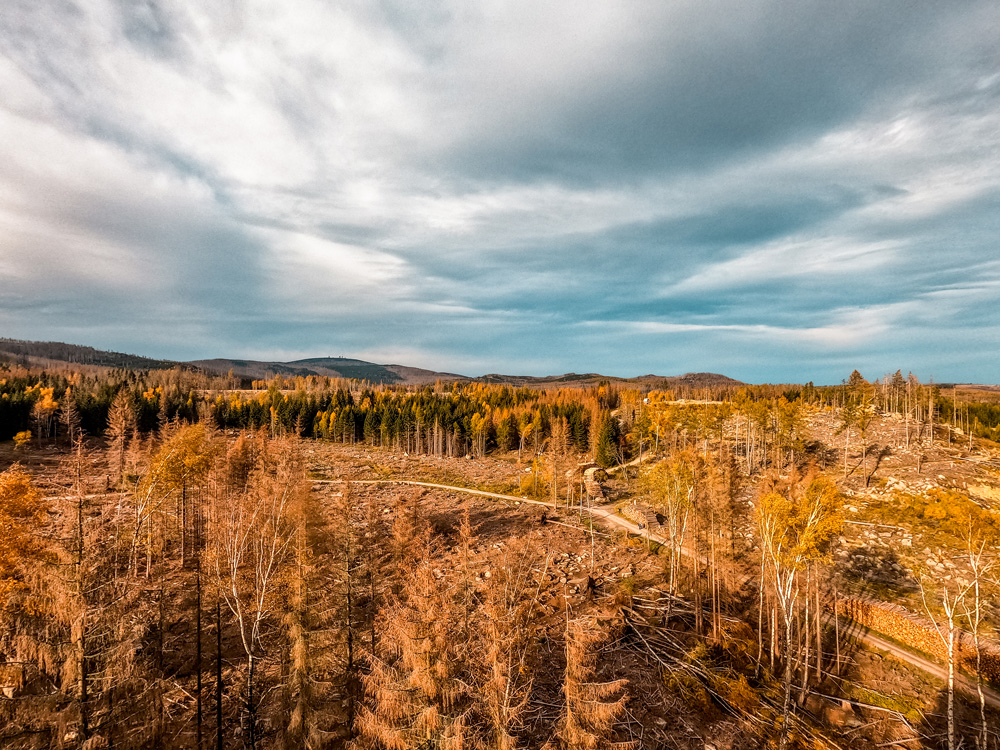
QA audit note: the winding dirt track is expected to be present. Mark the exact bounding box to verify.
[312,477,1000,710]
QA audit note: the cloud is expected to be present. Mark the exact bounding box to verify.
[1,0,999,382]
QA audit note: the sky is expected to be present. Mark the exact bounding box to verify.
[2,1,999,384]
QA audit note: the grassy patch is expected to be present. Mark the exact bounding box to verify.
[843,685,925,724]
[859,489,1000,549]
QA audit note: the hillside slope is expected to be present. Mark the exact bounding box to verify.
[189,356,465,385]
[0,338,177,370]
[0,338,744,389]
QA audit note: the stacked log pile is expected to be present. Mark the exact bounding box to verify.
[583,467,605,501]
[619,502,661,532]
[838,596,1000,684]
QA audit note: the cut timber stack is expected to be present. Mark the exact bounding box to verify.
[583,467,605,501]
[838,596,1000,684]
[620,503,661,532]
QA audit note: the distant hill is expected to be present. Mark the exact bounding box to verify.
[189,357,465,386]
[0,338,177,370]
[474,371,744,389]
[0,338,745,390]
[651,371,746,389]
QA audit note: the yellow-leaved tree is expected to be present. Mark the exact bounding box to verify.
[756,469,840,750]
[146,422,219,565]
[0,466,46,607]
[643,449,704,602]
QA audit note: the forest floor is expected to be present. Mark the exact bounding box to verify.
[799,408,1000,635]
[298,439,1000,749]
[4,410,1000,749]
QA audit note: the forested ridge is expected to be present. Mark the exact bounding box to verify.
[1,360,999,749]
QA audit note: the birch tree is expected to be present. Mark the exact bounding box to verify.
[213,434,302,749]
[962,527,997,750]
[756,471,840,750]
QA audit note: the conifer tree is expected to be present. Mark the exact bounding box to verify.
[547,617,634,750]
[595,414,621,469]
[476,541,538,750]
[284,485,322,750]
[357,549,471,750]
[60,388,82,446]
[107,390,136,486]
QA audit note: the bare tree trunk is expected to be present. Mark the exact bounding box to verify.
[815,577,822,682]
[79,612,89,741]
[834,586,841,676]
[247,653,256,749]
[181,482,187,566]
[843,426,850,479]
[197,558,203,750]
[757,556,766,669]
[947,627,955,750]
[158,584,165,674]
[780,605,793,750]
[770,605,776,674]
[217,600,224,750]
[74,445,90,739]
[802,571,810,696]
[711,514,719,640]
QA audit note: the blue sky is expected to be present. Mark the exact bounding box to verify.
[2,1,999,383]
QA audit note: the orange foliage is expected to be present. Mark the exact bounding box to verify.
[0,466,47,605]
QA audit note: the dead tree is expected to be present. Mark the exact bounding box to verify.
[357,549,470,749]
[476,540,538,750]
[547,616,634,750]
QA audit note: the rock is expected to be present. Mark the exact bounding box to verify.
[825,701,863,728]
